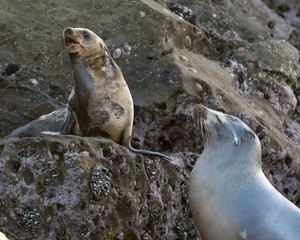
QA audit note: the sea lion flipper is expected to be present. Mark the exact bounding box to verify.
[125,140,171,162]
[60,106,79,135]
[122,126,171,161]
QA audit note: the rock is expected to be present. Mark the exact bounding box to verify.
[0,135,199,239]
[0,0,300,239]
[232,39,299,83]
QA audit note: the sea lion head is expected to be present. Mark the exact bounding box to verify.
[192,104,257,146]
[63,27,107,60]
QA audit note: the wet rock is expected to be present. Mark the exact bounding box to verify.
[0,135,199,239]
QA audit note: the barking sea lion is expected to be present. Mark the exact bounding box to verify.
[61,27,170,160]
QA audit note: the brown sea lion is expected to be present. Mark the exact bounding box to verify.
[61,27,170,160]
[189,104,300,240]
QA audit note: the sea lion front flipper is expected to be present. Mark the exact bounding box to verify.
[121,125,171,162]
[60,106,80,135]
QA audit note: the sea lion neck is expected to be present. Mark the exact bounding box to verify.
[69,53,93,98]
[69,51,106,66]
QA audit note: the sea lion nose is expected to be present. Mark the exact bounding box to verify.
[64,27,73,34]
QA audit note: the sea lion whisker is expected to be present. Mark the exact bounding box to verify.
[200,120,204,138]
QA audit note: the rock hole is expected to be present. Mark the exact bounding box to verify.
[263,93,270,100]
[162,120,176,131]
[80,202,86,211]
[36,182,46,195]
[158,136,172,151]
[23,168,34,185]
[103,147,114,158]
[146,194,151,200]
[147,56,154,60]
[50,142,66,154]
[156,102,167,110]
[285,157,292,166]
[277,4,291,13]
[268,21,275,28]
[293,190,297,195]
[284,188,289,194]
[92,216,101,225]
[56,203,63,210]
[148,40,154,45]
[10,160,21,174]
[2,64,20,76]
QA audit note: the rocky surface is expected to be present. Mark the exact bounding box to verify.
[0,0,299,239]
[0,135,198,239]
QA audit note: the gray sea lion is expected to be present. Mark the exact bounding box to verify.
[189,104,300,240]
[61,27,170,160]
[5,108,66,138]
[0,231,9,240]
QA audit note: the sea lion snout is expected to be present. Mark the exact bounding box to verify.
[64,27,73,34]
[63,27,82,53]
[63,27,77,42]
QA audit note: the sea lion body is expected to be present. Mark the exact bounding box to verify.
[4,108,66,138]
[61,27,169,160]
[189,105,300,240]
[0,231,9,240]
[61,28,131,144]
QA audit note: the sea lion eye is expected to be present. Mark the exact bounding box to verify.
[83,31,90,39]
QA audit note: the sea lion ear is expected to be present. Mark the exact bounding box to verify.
[99,42,104,49]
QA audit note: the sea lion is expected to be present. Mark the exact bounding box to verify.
[5,108,66,138]
[61,27,170,160]
[189,104,300,240]
[0,232,9,240]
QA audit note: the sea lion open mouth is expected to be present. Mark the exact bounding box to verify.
[65,36,78,46]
